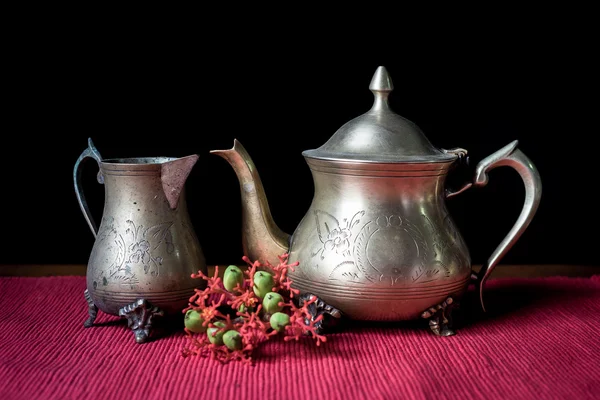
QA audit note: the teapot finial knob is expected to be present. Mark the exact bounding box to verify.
[369,66,394,111]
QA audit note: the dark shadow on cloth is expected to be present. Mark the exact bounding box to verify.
[309,278,597,335]
[459,278,595,329]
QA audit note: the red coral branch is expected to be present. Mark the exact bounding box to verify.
[182,254,327,364]
[227,287,259,311]
[280,295,327,346]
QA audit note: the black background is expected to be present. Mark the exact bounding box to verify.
[3,12,598,269]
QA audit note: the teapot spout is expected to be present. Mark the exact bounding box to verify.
[161,155,199,209]
[211,140,290,265]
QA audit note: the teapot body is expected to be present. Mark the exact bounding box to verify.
[288,158,471,320]
[85,158,205,316]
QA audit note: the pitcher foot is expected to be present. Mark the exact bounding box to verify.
[421,297,456,336]
[118,299,164,344]
[84,289,98,328]
[298,293,342,334]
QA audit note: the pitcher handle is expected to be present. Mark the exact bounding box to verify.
[447,140,542,311]
[73,138,104,238]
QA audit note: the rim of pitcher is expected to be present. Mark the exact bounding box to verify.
[100,157,180,165]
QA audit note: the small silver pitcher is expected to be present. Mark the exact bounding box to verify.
[74,138,206,343]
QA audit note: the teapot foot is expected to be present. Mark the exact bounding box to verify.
[297,293,343,334]
[118,299,164,344]
[83,289,98,328]
[421,297,456,337]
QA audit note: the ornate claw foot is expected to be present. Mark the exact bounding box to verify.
[118,299,164,344]
[298,293,342,334]
[421,297,456,337]
[84,289,98,328]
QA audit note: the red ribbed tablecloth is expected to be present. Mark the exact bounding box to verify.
[1,275,599,400]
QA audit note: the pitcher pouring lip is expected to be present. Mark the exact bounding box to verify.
[160,155,199,210]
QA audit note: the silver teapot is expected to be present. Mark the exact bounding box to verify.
[211,67,541,335]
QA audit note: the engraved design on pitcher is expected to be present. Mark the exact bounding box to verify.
[124,220,174,276]
[94,218,175,285]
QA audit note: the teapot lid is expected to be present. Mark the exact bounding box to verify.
[303,66,456,163]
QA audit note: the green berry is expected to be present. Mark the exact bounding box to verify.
[223,330,243,351]
[223,265,244,292]
[184,310,206,333]
[270,312,290,332]
[262,292,284,314]
[253,271,274,299]
[238,303,253,313]
[207,321,226,345]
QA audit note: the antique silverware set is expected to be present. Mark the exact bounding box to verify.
[74,67,542,343]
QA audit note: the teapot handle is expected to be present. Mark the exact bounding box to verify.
[73,138,104,238]
[447,140,542,311]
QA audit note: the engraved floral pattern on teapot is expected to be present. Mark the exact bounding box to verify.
[311,210,365,259]
[306,209,456,286]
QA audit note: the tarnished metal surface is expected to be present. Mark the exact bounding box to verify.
[161,154,199,210]
[119,299,165,344]
[210,140,290,266]
[470,141,543,310]
[74,138,104,237]
[302,66,456,163]
[421,296,456,336]
[74,139,206,322]
[297,293,342,334]
[83,289,97,328]
[212,67,542,324]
